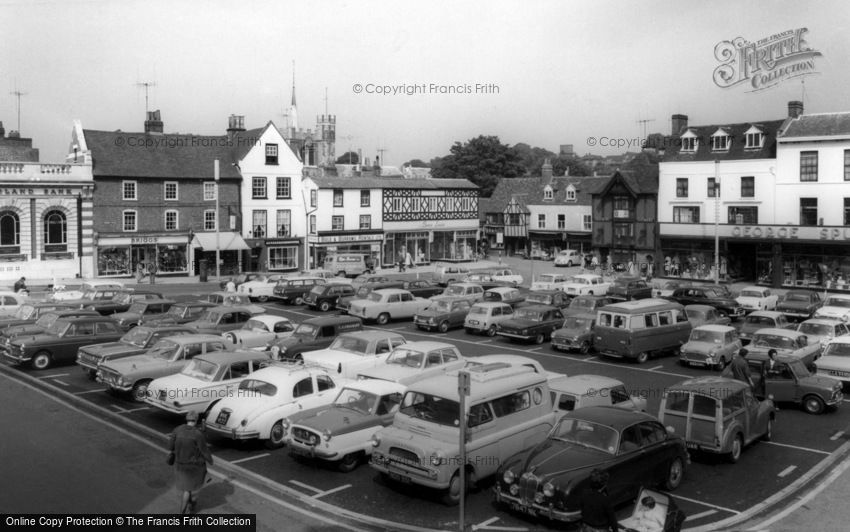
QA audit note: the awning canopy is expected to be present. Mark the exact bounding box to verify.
[191,232,250,251]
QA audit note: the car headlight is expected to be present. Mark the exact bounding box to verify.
[322,429,332,442]
[542,481,555,498]
[428,317,436,324]
[521,329,529,335]
[370,434,381,447]
[503,470,515,484]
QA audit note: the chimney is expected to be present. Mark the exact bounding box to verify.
[788,100,804,119]
[144,110,163,134]
[671,114,688,135]
[227,114,246,134]
[541,158,553,185]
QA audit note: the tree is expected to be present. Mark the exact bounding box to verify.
[622,151,661,179]
[431,135,525,196]
[403,159,430,168]
[512,143,590,177]
[336,151,359,164]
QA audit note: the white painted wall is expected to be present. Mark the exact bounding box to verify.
[776,138,850,226]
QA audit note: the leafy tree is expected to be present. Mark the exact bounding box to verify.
[403,159,430,168]
[431,135,525,196]
[336,151,359,164]
[622,151,660,179]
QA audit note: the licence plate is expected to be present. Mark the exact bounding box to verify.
[686,442,700,450]
[510,502,536,516]
[829,370,850,377]
[215,411,230,425]
[468,320,479,325]
[388,472,411,484]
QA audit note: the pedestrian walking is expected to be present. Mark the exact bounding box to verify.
[723,348,754,389]
[13,276,27,294]
[397,251,405,272]
[405,250,414,269]
[147,261,157,284]
[578,469,620,531]
[135,263,145,283]
[168,411,214,514]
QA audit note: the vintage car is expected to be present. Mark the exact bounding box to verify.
[652,280,691,298]
[463,272,514,290]
[816,336,850,385]
[554,249,581,267]
[667,286,745,319]
[736,286,779,312]
[0,291,27,317]
[271,276,327,305]
[336,281,405,314]
[4,315,125,370]
[495,406,687,523]
[141,301,218,326]
[564,294,617,316]
[679,324,742,369]
[747,328,822,368]
[496,305,564,344]
[303,283,357,312]
[522,290,572,310]
[76,324,196,378]
[145,350,274,416]
[111,299,176,330]
[607,276,653,301]
[0,301,82,331]
[777,290,822,321]
[432,264,471,286]
[563,274,612,297]
[550,313,596,355]
[737,310,793,344]
[489,268,523,287]
[465,353,565,383]
[401,279,444,299]
[463,302,515,337]
[530,273,570,292]
[747,352,843,415]
[237,273,293,302]
[202,291,264,313]
[414,297,471,333]
[685,304,732,328]
[222,315,296,350]
[658,376,775,463]
[302,330,407,379]
[348,288,430,325]
[482,287,524,308]
[96,334,231,401]
[184,305,265,335]
[50,280,125,301]
[356,341,466,385]
[218,271,268,290]
[814,294,850,322]
[204,364,343,448]
[283,379,407,472]
[351,274,391,289]
[796,318,850,348]
[299,269,342,281]
[438,282,485,304]
[0,309,101,354]
[549,375,647,412]
[269,315,363,361]
[81,290,163,315]
[528,249,552,261]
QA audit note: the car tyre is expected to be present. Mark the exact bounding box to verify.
[337,271,346,278]
[486,325,497,337]
[728,433,743,463]
[31,351,52,370]
[319,301,331,312]
[803,395,825,415]
[266,420,286,449]
[635,351,649,364]
[763,418,773,441]
[337,452,362,473]
[442,471,462,506]
[438,321,449,333]
[714,357,727,372]
[663,457,685,490]
[579,341,590,355]
[295,296,305,305]
[567,260,573,267]
[534,333,545,345]
[257,295,269,303]
[131,379,152,403]
[376,313,390,326]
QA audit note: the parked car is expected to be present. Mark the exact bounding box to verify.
[814,294,850,322]
[76,325,196,379]
[816,336,850,385]
[204,364,343,448]
[652,280,691,298]
[489,268,523,287]
[203,292,264,313]
[438,282,485,304]
[336,281,405,314]
[736,286,779,312]
[413,297,471,333]
[222,315,296,350]
[679,324,742,370]
[668,286,745,319]
[463,302,515,337]
[737,310,792,344]
[528,249,552,261]
[184,305,265,335]
[145,349,274,417]
[81,290,164,315]
[272,276,327,305]
[563,274,612,297]
[465,354,565,382]
[495,406,687,523]
[747,328,822,368]
[607,276,653,301]
[481,286,525,307]
[432,264,471,286]
[351,274,391,289]
[348,288,430,325]
[796,318,850,349]
[96,334,231,401]
[554,249,582,267]
[238,273,294,302]
[658,376,775,463]
[300,269,342,281]
[564,294,617,316]
[0,302,82,331]
[549,375,647,412]
[4,315,125,370]
[463,272,513,290]
[269,315,363,361]
[218,271,268,290]
[496,305,564,344]
[746,352,843,415]
[301,330,407,379]
[142,301,218,326]
[0,309,101,355]
[284,379,407,472]
[777,290,822,321]
[685,304,732,328]
[111,299,176,330]
[550,313,596,355]
[401,279,444,299]
[303,283,357,312]
[50,280,125,301]
[530,273,571,292]
[522,290,572,310]
[356,341,466,385]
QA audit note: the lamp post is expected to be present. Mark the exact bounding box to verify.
[214,159,221,280]
[714,159,720,285]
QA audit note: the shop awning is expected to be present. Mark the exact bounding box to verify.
[191,232,250,251]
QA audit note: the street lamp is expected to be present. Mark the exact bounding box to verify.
[214,159,221,280]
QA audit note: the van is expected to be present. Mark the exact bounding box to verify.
[432,264,471,286]
[269,315,363,360]
[369,362,558,505]
[594,299,692,364]
[323,254,372,277]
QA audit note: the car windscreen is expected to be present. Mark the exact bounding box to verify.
[46,320,72,335]
[561,316,592,330]
[293,323,318,337]
[148,340,181,360]
[787,359,811,378]
[513,309,542,320]
[823,342,850,357]
[333,388,378,415]
[798,322,832,336]
[526,294,552,305]
[386,348,424,367]
[784,293,810,302]
[751,334,795,349]
[538,275,556,283]
[181,358,219,381]
[399,391,459,427]
[238,378,277,396]
[127,303,147,314]
[468,306,488,315]
[690,329,722,343]
[550,418,617,454]
[328,336,370,355]
[570,298,593,309]
[35,313,61,328]
[121,327,153,347]
[14,305,35,320]
[430,300,452,312]
[825,298,850,308]
[739,290,764,298]
[566,277,589,285]
[367,292,383,302]
[444,285,466,296]
[244,319,270,332]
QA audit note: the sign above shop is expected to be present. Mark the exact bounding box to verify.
[662,222,850,242]
[317,234,381,244]
[0,187,75,196]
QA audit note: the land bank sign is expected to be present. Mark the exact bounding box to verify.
[713,28,822,92]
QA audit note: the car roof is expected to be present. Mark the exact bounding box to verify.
[280,276,324,282]
[448,282,481,288]
[337,330,404,340]
[799,318,841,325]
[824,294,850,300]
[486,287,518,294]
[302,315,363,326]
[470,301,512,309]
[136,325,195,333]
[411,364,544,401]
[395,340,457,351]
[739,285,766,291]
[693,324,736,332]
[603,299,683,311]
[669,376,749,395]
[563,312,596,320]
[131,298,177,305]
[551,374,625,394]
[569,274,600,280]
[372,288,409,295]
[157,334,230,344]
[747,311,785,318]
[177,301,218,308]
[344,379,407,396]
[249,363,329,382]
[562,405,656,428]
[516,304,559,312]
[194,350,271,364]
[247,314,291,325]
[753,328,799,336]
[528,289,563,296]
[685,304,716,312]
[207,305,264,314]
[55,315,119,323]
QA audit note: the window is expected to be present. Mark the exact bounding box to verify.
[468,403,494,427]
[582,214,592,231]
[310,189,317,207]
[252,177,267,199]
[745,131,763,149]
[673,206,700,223]
[164,210,178,231]
[309,215,316,234]
[800,151,818,182]
[43,210,67,246]
[122,210,137,232]
[204,210,216,231]
[543,186,553,200]
[333,189,343,207]
[613,196,631,218]
[711,133,729,151]
[508,213,521,225]
[293,377,313,398]
[728,206,758,224]
[265,143,278,165]
[491,391,530,417]
[845,150,850,181]
[707,178,718,198]
[359,215,371,229]
[537,214,546,229]
[203,182,216,201]
[276,210,291,237]
[360,190,370,207]
[676,178,688,198]
[164,182,178,201]
[800,198,818,226]
[681,137,697,152]
[0,211,20,247]
[275,177,291,199]
[252,210,267,238]
[845,198,850,225]
[614,223,634,238]
[557,214,565,229]
[122,181,137,201]
[269,246,298,270]
[741,176,754,197]
[566,186,576,201]
[332,215,344,231]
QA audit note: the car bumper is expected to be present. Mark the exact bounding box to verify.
[369,453,445,489]
[551,337,584,351]
[464,321,489,332]
[2,351,29,364]
[679,351,717,366]
[777,310,811,319]
[204,423,260,440]
[288,439,339,460]
[493,489,580,522]
[496,332,534,341]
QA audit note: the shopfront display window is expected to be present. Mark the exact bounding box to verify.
[158,245,188,273]
[431,230,477,262]
[383,232,429,267]
[98,247,131,276]
[269,246,299,271]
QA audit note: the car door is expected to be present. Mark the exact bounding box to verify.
[606,423,647,503]
[451,300,470,326]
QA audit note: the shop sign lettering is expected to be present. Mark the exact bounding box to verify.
[0,188,74,195]
[819,228,850,240]
[731,226,799,239]
[131,236,159,244]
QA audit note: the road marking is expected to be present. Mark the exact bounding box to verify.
[290,480,322,494]
[51,379,70,387]
[109,405,127,412]
[764,441,830,455]
[38,373,70,379]
[685,509,717,521]
[778,465,797,478]
[471,517,528,531]
[671,494,740,514]
[528,347,541,352]
[312,484,351,499]
[230,453,270,464]
[74,388,106,395]
[831,431,845,441]
[123,406,150,413]
[648,365,664,371]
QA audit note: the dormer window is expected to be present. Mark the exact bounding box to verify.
[744,126,764,149]
[680,130,698,152]
[711,129,730,151]
[543,186,553,201]
[565,185,576,201]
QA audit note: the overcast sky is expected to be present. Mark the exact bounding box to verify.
[2,0,848,166]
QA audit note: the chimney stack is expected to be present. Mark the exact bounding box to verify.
[144,110,163,134]
[671,114,688,135]
[541,158,553,185]
[788,101,804,119]
[227,114,246,134]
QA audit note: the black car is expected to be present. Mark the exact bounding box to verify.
[607,276,653,301]
[776,290,823,321]
[269,315,363,360]
[520,290,572,310]
[0,308,102,354]
[76,324,196,378]
[402,279,444,298]
[140,301,218,326]
[0,302,83,332]
[496,305,564,344]
[303,283,357,312]
[82,290,164,315]
[667,286,745,319]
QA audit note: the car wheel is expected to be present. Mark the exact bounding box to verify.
[567,260,573,267]
[319,301,331,312]
[446,278,455,285]
[31,351,52,370]
[131,379,152,403]
[635,352,649,364]
[438,321,450,333]
[441,471,462,506]
[257,295,269,303]
[295,296,304,305]
[728,434,743,463]
[266,420,286,449]
[534,333,545,345]
[337,452,362,473]
[486,325,497,337]
[663,457,685,490]
[376,313,390,326]
[803,395,825,415]
[337,271,346,277]
[763,418,773,441]
[579,341,590,355]
[714,357,727,372]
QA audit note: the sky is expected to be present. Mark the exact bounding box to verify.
[1,0,849,166]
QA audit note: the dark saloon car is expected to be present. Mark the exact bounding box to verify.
[668,286,745,319]
[141,301,218,326]
[777,290,823,321]
[607,276,653,301]
[111,299,176,330]
[521,290,572,310]
[4,316,126,370]
[0,302,82,331]
[184,305,264,335]
[82,290,164,315]
[413,297,471,332]
[303,283,357,312]
[76,325,196,378]
[402,279,444,299]
[0,309,101,354]
[269,315,363,361]
[494,406,688,524]
[496,305,564,344]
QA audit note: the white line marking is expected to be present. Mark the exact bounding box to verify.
[831,431,844,441]
[778,465,797,478]
[528,347,541,352]
[123,406,150,413]
[313,484,352,499]
[108,405,127,412]
[51,379,70,387]
[290,480,323,494]
[685,509,717,521]
[648,365,664,371]
[671,494,740,514]
[764,441,830,455]
[73,389,106,395]
[39,373,70,379]
[230,453,270,464]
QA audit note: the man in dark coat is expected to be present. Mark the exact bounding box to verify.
[579,469,620,531]
[724,347,754,389]
[169,411,213,514]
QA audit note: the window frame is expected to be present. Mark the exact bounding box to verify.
[122,210,138,232]
[565,186,576,201]
[543,186,553,201]
[800,151,819,182]
[252,210,267,238]
[310,189,317,207]
[252,176,268,199]
[309,215,316,234]
[359,214,371,230]
[537,214,546,229]
[745,131,764,149]
[800,197,818,226]
[275,177,291,199]
[360,190,370,207]
[332,215,344,231]
[265,143,279,165]
[204,209,216,231]
[203,182,216,201]
[0,210,21,247]
[164,210,179,231]
[741,176,755,198]
[557,214,565,229]
[728,206,758,225]
[333,189,344,207]
[276,209,291,237]
[673,206,700,223]
[122,181,137,201]
[43,209,68,246]
[707,178,717,198]
[676,178,688,198]
[582,214,592,231]
[164,181,178,201]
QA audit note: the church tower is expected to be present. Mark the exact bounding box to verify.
[317,88,336,168]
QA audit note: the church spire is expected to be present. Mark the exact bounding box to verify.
[289,60,298,130]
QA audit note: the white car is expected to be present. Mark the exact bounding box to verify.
[237,274,291,302]
[530,273,570,292]
[144,350,273,416]
[222,315,296,350]
[489,268,523,287]
[0,291,28,317]
[204,364,345,448]
[50,280,125,301]
[464,302,515,337]
[736,286,779,312]
[301,330,407,379]
[466,353,565,383]
[357,341,466,385]
[554,249,582,267]
[563,274,612,297]
[549,374,647,413]
[817,336,850,384]
[814,294,850,322]
[438,282,485,304]
[348,289,430,325]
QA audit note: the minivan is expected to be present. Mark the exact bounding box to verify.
[324,254,373,277]
[432,264,471,286]
[594,299,692,364]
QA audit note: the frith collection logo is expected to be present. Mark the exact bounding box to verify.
[713,28,822,92]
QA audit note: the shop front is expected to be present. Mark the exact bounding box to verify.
[382,221,480,266]
[190,232,250,276]
[95,234,190,277]
[265,238,302,272]
[307,230,383,271]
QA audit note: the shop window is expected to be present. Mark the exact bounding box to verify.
[269,246,298,270]
[673,206,699,223]
[122,181,137,201]
[276,177,291,199]
[800,198,818,226]
[707,178,718,198]
[0,211,20,248]
[164,210,178,231]
[309,215,316,234]
[310,189,317,207]
[252,210,267,238]
[728,206,757,225]
[97,247,130,276]
[265,143,278,165]
[252,177,267,199]
[676,178,688,198]
[122,210,137,232]
[583,214,592,231]
[333,189,344,207]
[557,214,565,229]
[158,244,188,273]
[800,151,818,182]
[537,214,546,229]
[359,215,371,230]
[360,190,370,207]
[741,176,754,197]
[164,182,178,201]
[276,210,291,237]
[204,210,216,231]
[203,182,216,201]
[332,216,344,231]
[844,198,850,225]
